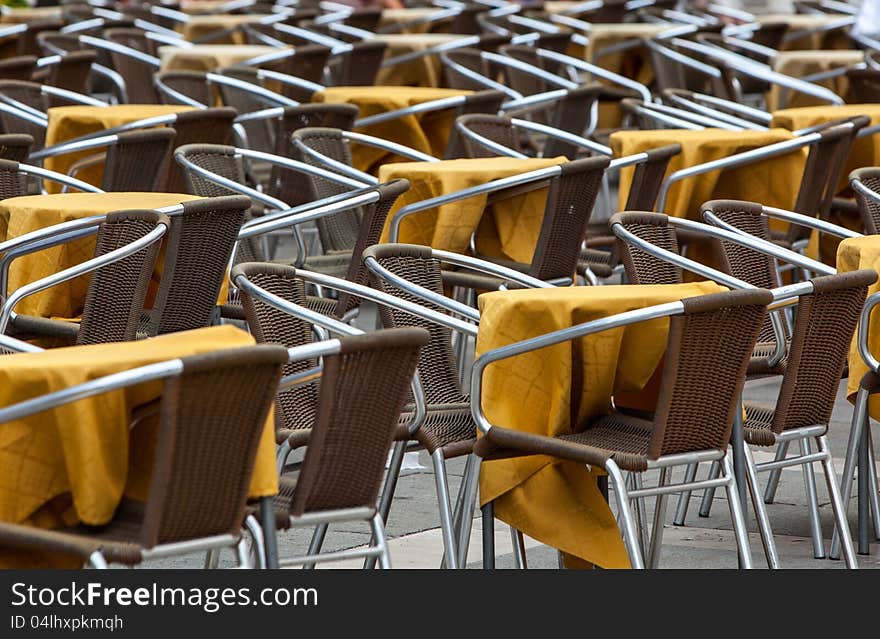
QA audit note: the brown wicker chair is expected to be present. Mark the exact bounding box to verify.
[441,47,495,92]
[164,107,237,193]
[471,287,773,568]
[0,133,33,162]
[0,55,37,81]
[254,328,427,568]
[326,40,387,87]
[103,28,160,103]
[0,80,52,148]
[32,49,96,96]
[845,67,880,103]
[154,70,215,107]
[139,195,250,337]
[99,128,177,192]
[8,210,168,346]
[851,167,880,235]
[0,343,287,568]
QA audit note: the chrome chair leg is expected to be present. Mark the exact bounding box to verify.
[673,462,698,526]
[763,441,789,504]
[800,438,826,558]
[302,523,328,570]
[818,435,858,568]
[365,440,407,569]
[235,537,253,569]
[244,515,267,569]
[743,443,779,569]
[831,387,868,559]
[276,439,291,474]
[369,512,392,569]
[481,500,495,569]
[722,455,753,569]
[630,472,649,558]
[647,468,669,569]
[204,549,220,569]
[510,527,527,569]
[455,454,481,567]
[866,427,880,540]
[432,449,458,569]
[698,460,721,517]
[605,461,645,569]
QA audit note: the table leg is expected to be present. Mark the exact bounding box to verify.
[261,496,279,569]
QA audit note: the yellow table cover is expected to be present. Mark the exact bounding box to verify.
[0,325,278,536]
[0,7,62,23]
[585,23,668,85]
[373,33,469,88]
[378,8,446,33]
[315,86,470,174]
[476,281,726,568]
[768,50,865,110]
[378,156,566,263]
[838,236,880,419]
[757,14,853,51]
[44,104,195,194]
[0,192,203,319]
[157,44,278,71]
[180,14,273,44]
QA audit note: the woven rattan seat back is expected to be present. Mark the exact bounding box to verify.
[343,8,382,32]
[269,103,359,208]
[103,29,159,103]
[0,56,37,81]
[455,113,521,158]
[40,50,95,97]
[363,243,465,405]
[442,48,492,91]
[177,143,247,197]
[292,126,361,252]
[216,67,275,153]
[790,119,867,243]
[140,344,287,546]
[543,85,614,158]
[35,32,84,56]
[647,288,771,458]
[149,195,250,336]
[624,144,681,210]
[233,262,320,434]
[443,90,505,159]
[273,45,330,101]
[529,155,608,281]
[16,19,66,57]
[611,211,683,284]
[164,108,237,194]
[0,80,47,148]
[102,128,177,192]
[702,199,787,344]
[155,71,215,107]
[327,40,387,86]
[767,270,876,436]
[851,167,880,234]
[289,328,427,517]
[0,133,32,162]
[845,68,880,103]
[77,210,167,345]
[498,45,554,108]
[0,158,32,199]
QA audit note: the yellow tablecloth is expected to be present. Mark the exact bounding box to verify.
[373,33,469,88]
[0,325,278,560]
[768,50,865,110]
[476,281,726,568]
[838,236,880,418]
[758,14,853,50]
[610,128,805,218]
[0,192,203,319]
[315,86,471,174]
[0,7,62,23]
[585,23,667,86]
[158,44,278,71]
[379,8,446,34]
[44,104,195,194]
[379,156,567,262]
[180,14,273,44]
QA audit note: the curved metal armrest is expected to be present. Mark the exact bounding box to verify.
[388,164,563,241]
[255,68,324,95]
[30,115,178,160]
[432,248,554,289]
[19,163,104,195]
[0,333,43,353]
[274,22,351,53]
[859,291,880,373]
[235,146,373,189]
[782,15,855,45]
[78,35,162,69]
[153,77,207,108]
[656,131,824,212]
[41,86,107,108]
[662,93,768,130]
[480,50,577,90]
[637,102,743,130]
[534,48,652,103]
[354,95,469,128]
[454,122,525,158]
[207,73,299,107]
[0,103,47,129]
[29,134,118,162]
[381,34,481,68]
[511,118,615,156]
[439,53,522,101]
[343,131,438,163]
[0,222,168,333]
[669,91,773,125]
[704,205,861,241]
[853,178,880,206]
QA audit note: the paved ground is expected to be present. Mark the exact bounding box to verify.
[147,374,880,570]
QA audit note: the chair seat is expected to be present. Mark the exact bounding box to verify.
[578,245,616,279]
[400,402,476,458]
[747,340,789,377]
[8,314,79,344]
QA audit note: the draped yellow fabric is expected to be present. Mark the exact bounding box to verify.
[768,50,865,110]
[179,14,272,44]
[44,105,195,193]
[373,34,470,88]
[157,44,278,71]
[0,192,206,319]
[0,326,278,534]
[314,86,471,174]
[378,156,567,263]
[476,281,726,568]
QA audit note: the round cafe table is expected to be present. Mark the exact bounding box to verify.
[158,44,278,71]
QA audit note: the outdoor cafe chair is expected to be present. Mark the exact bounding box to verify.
[0,55,37,81]
[851,167,880,234]
[0,343,287,568]
[0,132,32,163]
[610,210,866,568]
[244,328,427,569]
[30,50,97,96]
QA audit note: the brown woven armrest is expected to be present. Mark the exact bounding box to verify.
[0,523,143,566]
[10,314,80,340]
[860,370,880,394]
[474,426,611,468]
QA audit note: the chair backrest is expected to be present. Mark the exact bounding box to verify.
[0,133,33,163]
[852,167,880,234]
[611,211,683,284]
[455,113,521,158]
[77,210,167,345]
[103,28,159,103]
[149,195,250,336]
[140,344,287,546]
[647,288,771,458]
[442,90,505,159]
[234,262,320,433]
[155,70,214,107]
[0,80,47,148]
[273,44,330,101]
[363,243,466,405]
[40,50,96,97]
[327,40,386,86]
[269,103,359,207]
[0,56,37,81]
[291,126,361,252]
[102,128,177,192]
[216,67,275,153]
[543,85,624,158]
[623,143,681,211]
[845,67,880,103]
[498,45,555,107]
[165,107,237,193]
[289,328,427,517]
[529,155,609,280]
[441,48,492,92]
[768,270,876,435]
